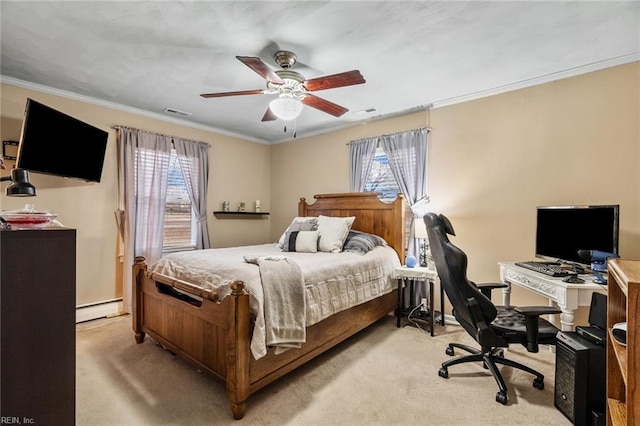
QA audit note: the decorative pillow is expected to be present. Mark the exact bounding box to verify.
[317,215,356,253]
[282,230,319,253]
[342,230,387,255]
[276,217,319,248]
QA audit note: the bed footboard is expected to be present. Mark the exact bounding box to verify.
[132,256,252,419]
[132,256,397,420]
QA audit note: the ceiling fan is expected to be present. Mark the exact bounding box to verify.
[200,50,366,122]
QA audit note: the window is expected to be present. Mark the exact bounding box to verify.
[135,146,197,253]
[362,145,413,244]
[163,149,197,252]
[364,146,401,202]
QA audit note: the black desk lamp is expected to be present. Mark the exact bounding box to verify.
[0,168,37,197]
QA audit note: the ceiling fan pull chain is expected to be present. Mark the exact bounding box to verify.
[284,124,287,133]
[293,118,297,138]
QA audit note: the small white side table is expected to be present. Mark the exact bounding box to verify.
[393,265,443,336]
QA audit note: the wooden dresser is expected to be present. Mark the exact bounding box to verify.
[606,258,640,425]
[0,228,76,425]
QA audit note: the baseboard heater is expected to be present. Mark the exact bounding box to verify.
[76,298,123,323]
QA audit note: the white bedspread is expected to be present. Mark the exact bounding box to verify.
[149,243,400,360]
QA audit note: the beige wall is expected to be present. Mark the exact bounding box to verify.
[272,62,640,325]
[1,83,272,305]
[2,62,638,324]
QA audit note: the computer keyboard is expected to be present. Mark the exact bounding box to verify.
[515,261,571,277]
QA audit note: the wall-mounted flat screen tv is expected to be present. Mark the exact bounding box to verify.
[15,98,108,183]
[535,204,620,266]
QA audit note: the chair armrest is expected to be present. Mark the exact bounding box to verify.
[474,282,509,299]
[514,306,562,352]
[515,306,562,316]
[475,282,509,290]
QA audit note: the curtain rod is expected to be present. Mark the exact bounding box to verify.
[112,125,211,147]
[381,126,431,137]
[347,126,432,145]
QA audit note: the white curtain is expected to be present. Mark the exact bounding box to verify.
[348,137,378,191]
[173,137,211,250]
[381,128,429,260]
[116,127,172,313]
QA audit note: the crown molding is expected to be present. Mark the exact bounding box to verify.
[0,76,271,145]
[431,53,640,109]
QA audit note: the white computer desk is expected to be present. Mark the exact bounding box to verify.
[498,262,607,331]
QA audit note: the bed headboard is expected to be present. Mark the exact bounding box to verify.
[298,192,405,261]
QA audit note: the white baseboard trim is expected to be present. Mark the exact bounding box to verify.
[443,313,457,326]
[76,299,123,323]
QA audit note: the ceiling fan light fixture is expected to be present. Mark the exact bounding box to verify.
[269,96,303,121]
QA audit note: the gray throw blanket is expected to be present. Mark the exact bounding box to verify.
[244,255,306,354]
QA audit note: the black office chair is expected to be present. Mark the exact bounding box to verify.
[424,212,561,405]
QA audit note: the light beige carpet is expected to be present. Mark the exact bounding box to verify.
[76,314,571,425]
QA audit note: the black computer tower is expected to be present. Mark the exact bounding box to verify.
[554,331,605,425]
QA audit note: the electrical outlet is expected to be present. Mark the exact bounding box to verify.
[421,297,428,311]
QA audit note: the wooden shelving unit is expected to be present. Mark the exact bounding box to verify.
[606,258,640,425]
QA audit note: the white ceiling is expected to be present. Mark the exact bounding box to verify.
[1,1,638,144]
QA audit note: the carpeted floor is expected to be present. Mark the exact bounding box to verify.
[76,314,571,425]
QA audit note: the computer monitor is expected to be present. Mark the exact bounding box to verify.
[535,205,619,267]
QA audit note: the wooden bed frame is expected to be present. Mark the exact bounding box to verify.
[132,192,405,419]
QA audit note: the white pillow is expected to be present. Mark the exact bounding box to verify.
[317,215,356,253]
[276,217,319,248]
[281,230,319,253]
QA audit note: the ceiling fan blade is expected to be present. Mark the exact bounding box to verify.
[302,94,349,117]
[303,70,365,92]
[236,56,284,84]
[200,89,264,98]
[261,107,277,122]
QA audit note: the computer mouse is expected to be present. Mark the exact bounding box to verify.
[563,276,585,284]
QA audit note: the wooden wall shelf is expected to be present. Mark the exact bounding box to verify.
[213,211,269,218]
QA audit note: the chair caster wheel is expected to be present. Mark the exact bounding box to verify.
[445,346,454,356]
[438,367,449,378]
[496,391,507,405]
[533,377,544,390]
